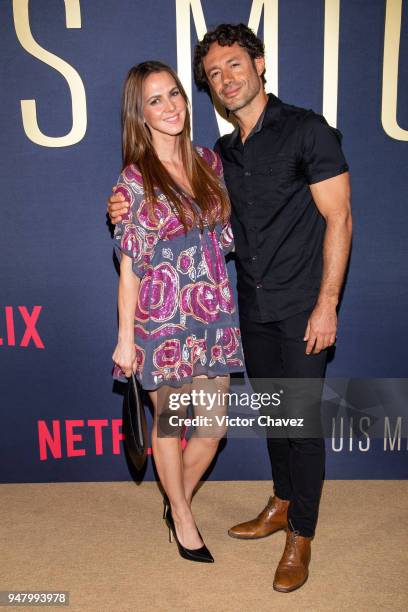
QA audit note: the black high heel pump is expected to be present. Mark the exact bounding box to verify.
[164,506,214,563]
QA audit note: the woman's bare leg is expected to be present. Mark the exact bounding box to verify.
[149,384,203,549]
[182,375,229,504]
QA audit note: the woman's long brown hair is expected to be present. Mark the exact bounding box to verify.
[121,61,230,231]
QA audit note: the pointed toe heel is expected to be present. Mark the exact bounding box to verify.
[165,507,214,563]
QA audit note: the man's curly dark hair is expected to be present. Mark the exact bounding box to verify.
[193,23,265,92]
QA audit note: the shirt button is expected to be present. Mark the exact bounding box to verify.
[251,255,257,261]
[244,171,251,177]
[256,283,263,289]
[248,200,254,206]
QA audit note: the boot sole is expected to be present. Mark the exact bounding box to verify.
[273,573,309,593]
[228,526,287,540]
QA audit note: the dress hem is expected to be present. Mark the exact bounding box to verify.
[113,363,245,391]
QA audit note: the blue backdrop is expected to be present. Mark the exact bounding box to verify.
[1,0,407,482]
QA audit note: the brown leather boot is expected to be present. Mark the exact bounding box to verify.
[228,496,289,539]
[273,528,312,592]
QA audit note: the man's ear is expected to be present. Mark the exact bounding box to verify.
[254,56,265,79]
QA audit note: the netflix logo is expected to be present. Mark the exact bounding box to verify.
[38,419,160,461]
[0,306,44,348]
[38,419,128,461]
[37,419,187,461]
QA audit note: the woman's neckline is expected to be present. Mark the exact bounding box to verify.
[172,180,195,200]
[158,158,195,200]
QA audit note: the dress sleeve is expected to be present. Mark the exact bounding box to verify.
[299,113,349,185]
[113,166,158,278]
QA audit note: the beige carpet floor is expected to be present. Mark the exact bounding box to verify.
[0,481,407,612]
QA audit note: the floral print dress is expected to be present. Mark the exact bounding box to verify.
[112,146,245,390]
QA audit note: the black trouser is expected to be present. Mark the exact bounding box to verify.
[240,309,327,538]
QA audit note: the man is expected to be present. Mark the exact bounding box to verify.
[108,24,352,592]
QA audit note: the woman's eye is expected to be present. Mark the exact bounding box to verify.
[150,99,159,105]
[172,90,180,96]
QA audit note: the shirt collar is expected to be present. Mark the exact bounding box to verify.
[259,92,283,128]
[225,93,283,149]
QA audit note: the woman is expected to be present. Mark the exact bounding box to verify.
[112,61,244,563]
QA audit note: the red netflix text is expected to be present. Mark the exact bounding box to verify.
[0,306,44,348]
[37,419,188,461]
[38,419,131,460]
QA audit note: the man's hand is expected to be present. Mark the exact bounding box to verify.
[107,186,130,224]
[304,302,337,355]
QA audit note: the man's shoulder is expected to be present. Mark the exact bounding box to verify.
[278,99,328,132]
[281,99,344,143]
[274,99,346,154]
[213,128,239,158]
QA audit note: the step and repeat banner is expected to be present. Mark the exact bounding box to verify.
[1,0,407,482]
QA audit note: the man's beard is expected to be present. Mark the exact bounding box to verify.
[224,79,261,113]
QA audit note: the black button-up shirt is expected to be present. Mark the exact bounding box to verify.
[214,93,349,323]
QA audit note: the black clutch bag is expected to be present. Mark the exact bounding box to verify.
[123,372,148,471]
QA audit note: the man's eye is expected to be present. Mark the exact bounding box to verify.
[210,71,220,80]
[232,63,240,67]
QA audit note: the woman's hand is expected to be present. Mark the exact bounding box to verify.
[112,340,137,377]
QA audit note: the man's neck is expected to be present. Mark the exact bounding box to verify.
[233,89,269,143]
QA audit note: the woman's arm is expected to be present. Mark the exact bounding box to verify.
[112,253,140,377]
